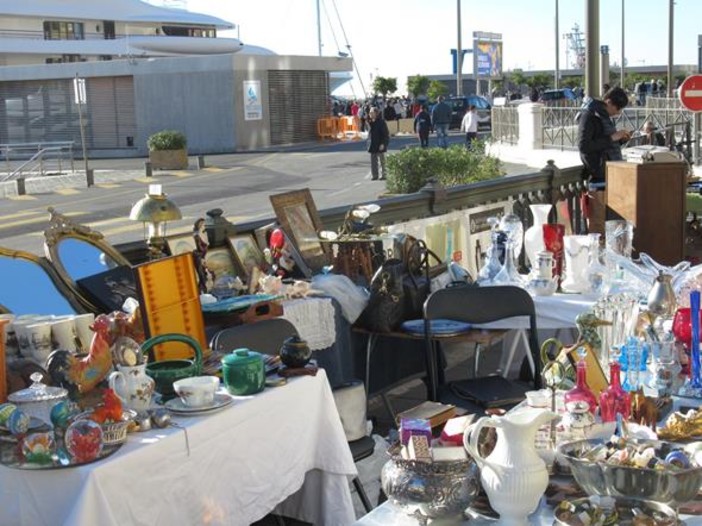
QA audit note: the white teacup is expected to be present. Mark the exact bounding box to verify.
[173,376,220,408]
[25,321,53,365]
[73,313,95,353]
[50,316,78,352]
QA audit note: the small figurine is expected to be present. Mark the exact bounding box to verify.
[630,388,658,430]
[268,228,297,279]
[192,218,214,293]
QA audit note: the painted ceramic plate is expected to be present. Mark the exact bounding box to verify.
[164,393,233,415]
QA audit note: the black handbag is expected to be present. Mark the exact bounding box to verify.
[402,239,445,320]
[358,259,406,333]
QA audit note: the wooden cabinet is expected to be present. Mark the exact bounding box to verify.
[606,161,686,265]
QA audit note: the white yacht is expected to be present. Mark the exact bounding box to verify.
[0,0,242,66]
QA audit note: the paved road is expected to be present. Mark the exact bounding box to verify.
[0,133,529,255]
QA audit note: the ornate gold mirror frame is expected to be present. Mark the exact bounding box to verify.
[0,246,85,314]
[43,207,131,313]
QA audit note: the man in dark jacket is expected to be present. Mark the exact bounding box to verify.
[576,86,631,185]
[431,95,452,148]
[367,107,390,180]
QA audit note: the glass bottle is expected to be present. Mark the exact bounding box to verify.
[599,361,631,422]
[564,349,598,415]
[492,239,525,287]
[585,233,608,294]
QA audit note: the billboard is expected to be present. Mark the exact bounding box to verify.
[474,40,503,78]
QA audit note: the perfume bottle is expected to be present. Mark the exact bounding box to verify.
[599,361,631,423]
[564,348,598,415]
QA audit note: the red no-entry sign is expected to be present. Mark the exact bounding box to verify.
[679,74,702,112]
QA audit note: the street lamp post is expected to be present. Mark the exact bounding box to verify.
[555,0,560,89]
[667,0,674,98]
[621,0,625,89]
[585,0,600,98]
[457,0,463,96]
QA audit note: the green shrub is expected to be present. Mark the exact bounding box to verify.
[147,130,187,151]
[385,141,503,194]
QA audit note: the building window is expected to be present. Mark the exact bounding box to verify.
[161,25,216,38]
[43,21,85,40]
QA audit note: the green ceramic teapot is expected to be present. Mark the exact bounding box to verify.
[221,349,265,396]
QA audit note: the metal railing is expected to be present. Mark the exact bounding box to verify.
[0,141,75,181]
[491,106,519,145]
[115,163,589,265]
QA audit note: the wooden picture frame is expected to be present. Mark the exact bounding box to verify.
[269,189,328,271]
[227,234,267,281]
[165,233,196,256]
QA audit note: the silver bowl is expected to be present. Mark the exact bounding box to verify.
[557,438,702,505]
[553,496,677,526]
[380,455,479,521]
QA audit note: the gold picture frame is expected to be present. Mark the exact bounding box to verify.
[227,234,267,281]
[269,189,329,271]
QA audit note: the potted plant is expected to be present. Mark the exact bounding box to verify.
[147,130,188,170]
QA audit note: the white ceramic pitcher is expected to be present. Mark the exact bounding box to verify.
[463,407,557,525]
[108,364,155,416]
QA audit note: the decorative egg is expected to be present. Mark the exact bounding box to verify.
[22,432,55,465]
[7,408,31,436]
[50,400,79,430]
[0,403,17,426]
[65,419,103,463]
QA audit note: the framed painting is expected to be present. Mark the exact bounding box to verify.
[204,246,241,281]
[227,234,268,280]
[269,189,329,271]
[166,233,196,256]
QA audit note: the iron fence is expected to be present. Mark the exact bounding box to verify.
[491,106,519,145]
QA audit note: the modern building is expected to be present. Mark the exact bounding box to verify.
[0,0,352,155]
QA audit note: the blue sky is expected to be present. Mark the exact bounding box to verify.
[186,0,702,96]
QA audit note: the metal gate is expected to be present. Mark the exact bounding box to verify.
[268,71,329,145]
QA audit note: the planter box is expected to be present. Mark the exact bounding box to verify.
[149,149,188,170]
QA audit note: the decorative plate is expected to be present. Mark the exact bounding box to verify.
[400,319,472,336]
[164,393,233,415]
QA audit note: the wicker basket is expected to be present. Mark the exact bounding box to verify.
[78,410,136,446]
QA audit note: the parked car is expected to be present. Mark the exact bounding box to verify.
[539,88,577,105]
[446,95,492,130]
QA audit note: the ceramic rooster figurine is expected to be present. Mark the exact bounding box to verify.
[47,315,114,399]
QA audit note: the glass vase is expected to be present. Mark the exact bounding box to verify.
[564,349,598,415]
[477,230,507,285]
[561,235,591,293]
[585,233,608,295]
[523,204,552,271]
[599,361,631,422]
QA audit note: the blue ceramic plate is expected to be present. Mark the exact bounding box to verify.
[400,319,472,336]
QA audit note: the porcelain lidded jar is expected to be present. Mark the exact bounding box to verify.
[221,348,265,396]
[523,204,553,270]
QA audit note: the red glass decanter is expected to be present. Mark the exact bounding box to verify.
[564,350,598,415]
[598,361,631,423]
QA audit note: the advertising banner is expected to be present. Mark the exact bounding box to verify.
[474,40,503,78]
[243,80,263,121]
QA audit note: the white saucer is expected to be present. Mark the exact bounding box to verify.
[164,393,233,415]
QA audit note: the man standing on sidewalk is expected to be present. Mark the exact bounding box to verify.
[431,96,452,148]
[367,107,389,180]
[460,104,479,149]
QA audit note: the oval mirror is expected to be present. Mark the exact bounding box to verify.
[56,238,117,281]
[44,208,130,312]
[0,248,79,315]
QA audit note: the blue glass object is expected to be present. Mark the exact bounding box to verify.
[690,291,702,388]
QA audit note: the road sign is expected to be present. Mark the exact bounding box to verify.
[679,74,702,112]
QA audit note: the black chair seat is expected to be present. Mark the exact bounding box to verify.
[349,435,375,463]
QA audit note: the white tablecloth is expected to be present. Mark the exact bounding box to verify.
[475,293,599,331]
[0,370,358,526]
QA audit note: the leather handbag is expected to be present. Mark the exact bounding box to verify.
[358,258,406,333]
[402,239,445,320]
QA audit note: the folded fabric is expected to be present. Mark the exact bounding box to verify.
[400,319,472,336]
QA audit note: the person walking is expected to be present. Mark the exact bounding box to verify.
[413,104,432,147]
[367,107,389,180]
[431,95,452,148]
[460,104,480,149]
[576,86,631,234]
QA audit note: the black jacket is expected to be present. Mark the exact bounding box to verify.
[367,118,389,153]
[576,98,623,184]
[413,110,432,133]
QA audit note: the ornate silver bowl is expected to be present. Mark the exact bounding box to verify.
[380,454,479,523]
[558,438,702,506]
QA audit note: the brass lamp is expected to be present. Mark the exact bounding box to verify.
[129,184,182,259]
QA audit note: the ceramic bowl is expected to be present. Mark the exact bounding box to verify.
[527,277,558,297]
[173,376,220,408]
[525,389,550,408]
